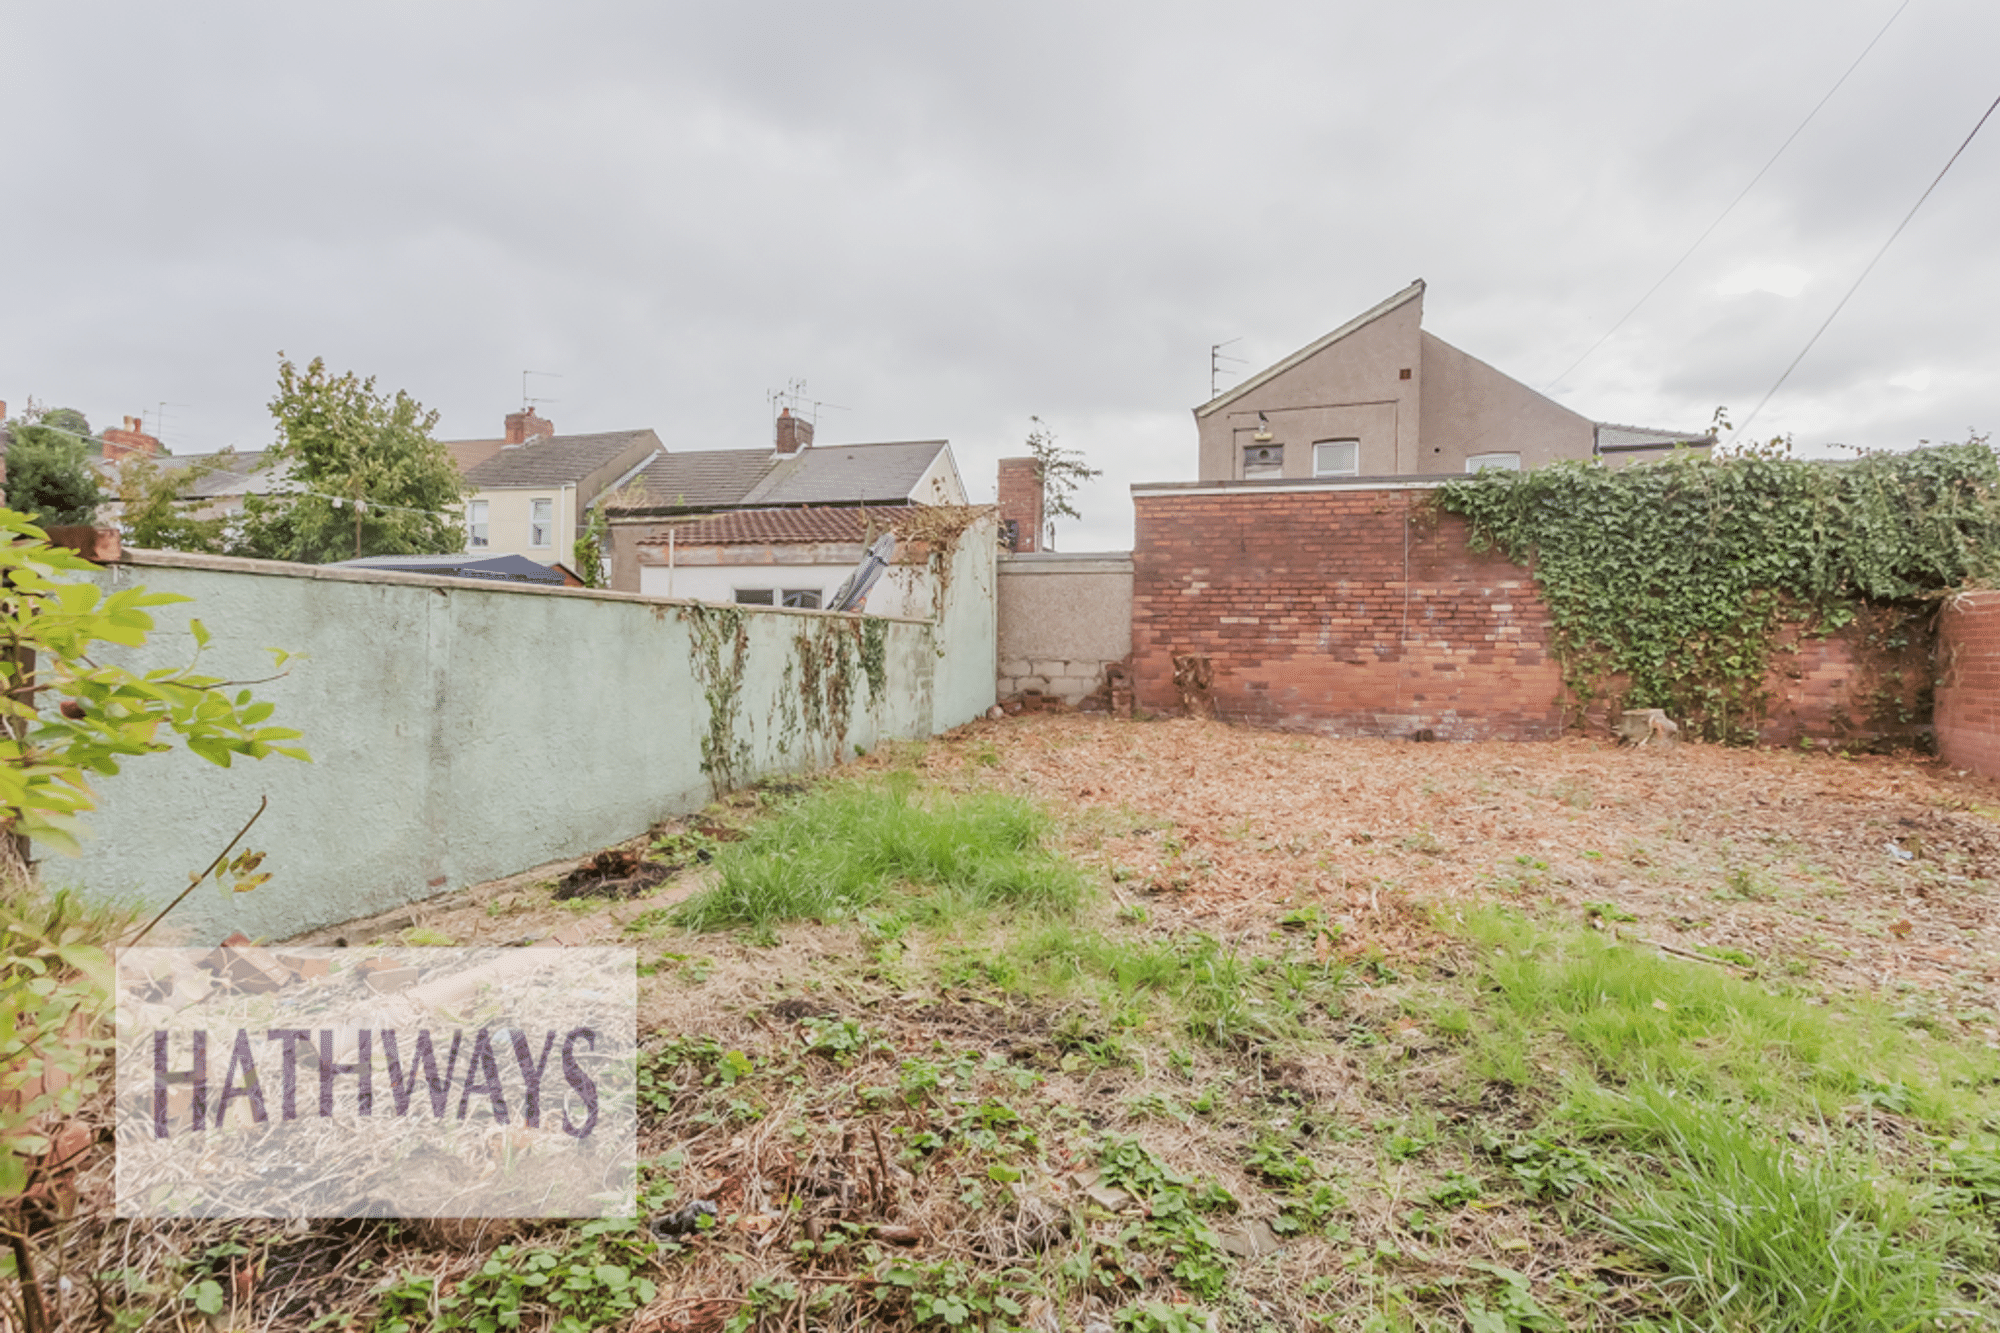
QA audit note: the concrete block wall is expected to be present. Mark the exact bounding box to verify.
[996,552,1133,705]
[58,544,994,941]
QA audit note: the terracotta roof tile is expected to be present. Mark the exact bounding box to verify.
[639,506,912,546]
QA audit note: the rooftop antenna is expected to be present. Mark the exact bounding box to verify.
[522,370,563,412]
[767,379,851,428]
[1210,339,1248,399]
[147,401,190,443]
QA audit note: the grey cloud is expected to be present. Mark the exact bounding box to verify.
[4,0,1996,552]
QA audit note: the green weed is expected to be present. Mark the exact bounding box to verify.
[672,778,1086,931]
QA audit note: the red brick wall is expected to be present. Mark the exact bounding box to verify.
[1132,488,1565,739]
[1132,485,1935,746]
[1936,591,2000,776]
[997,458,1042,553]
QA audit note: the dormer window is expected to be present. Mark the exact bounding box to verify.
[1243,443,1284,479]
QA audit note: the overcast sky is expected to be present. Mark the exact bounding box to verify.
[4,1,1995,550]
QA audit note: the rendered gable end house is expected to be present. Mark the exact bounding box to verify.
[598,407,965,594]
[446,410,662,568]
[1196,280,1708,481]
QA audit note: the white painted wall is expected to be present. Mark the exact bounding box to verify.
[639,561,930,619]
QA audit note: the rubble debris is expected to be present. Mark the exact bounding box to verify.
[1172,653,1216,719]
[649,1199,719,1237]
[1616,708,1680,747]
[553,845,669,901]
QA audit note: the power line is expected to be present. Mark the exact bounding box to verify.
[1545,0,1914,393]
[1729,86,2000,445]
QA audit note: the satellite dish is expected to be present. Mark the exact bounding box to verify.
[829,531,897,612]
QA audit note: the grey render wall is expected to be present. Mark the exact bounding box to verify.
[996,552,1133,704]
[54,533,996,943]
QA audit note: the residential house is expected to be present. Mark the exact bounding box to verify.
[600,408,965,593]
[1196,280,1708,480]
[446,411,663,568]
[634,506,938,613]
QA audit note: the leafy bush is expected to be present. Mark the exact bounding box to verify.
[1436,441,2000,739]
[3,424,104,527]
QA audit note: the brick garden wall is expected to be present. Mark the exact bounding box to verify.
[1130,483,1936,746]
[1936,591,2000,776]
[1131,486,1564,740]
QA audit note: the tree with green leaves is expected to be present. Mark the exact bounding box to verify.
[1025,416,1101,551]
[233,355,469,563]
[2,405,105,528]
[109,453,229,553]
[0,509,305,1298]
[572,505,609,589]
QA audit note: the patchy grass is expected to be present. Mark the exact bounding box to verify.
[25,716,2000,1331]
[671,777,1087,932]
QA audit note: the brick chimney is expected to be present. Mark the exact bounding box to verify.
[504,408,555,445]
[996,457,1043,553]
[100,415,163,462]
[774,407,813,455]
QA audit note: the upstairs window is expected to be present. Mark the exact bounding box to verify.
[1243,443,1284,479]
[530,498,554,547]
[1465,453,1521,473]
[1313,440,1360,477]
[782,589,823,610]
[467,500,489,548]
[733,589,775,606]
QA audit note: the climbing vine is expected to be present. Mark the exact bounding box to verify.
[859,616,889,698]
[681,604,751,794]
[1433,438,2000,743]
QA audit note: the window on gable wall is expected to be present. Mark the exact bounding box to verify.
[1313,441,1359,477]
[1243,443,1284,479]
[530,498,553,547]
[467,500,489,548]
[1465,453,1521,473]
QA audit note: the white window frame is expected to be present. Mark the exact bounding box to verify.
[1313,440,1360,477]
[781,589,822,610]
[733,589,775,606]
[1464,452,1522,473]
[467,499,489,548]
[529,497,554,548]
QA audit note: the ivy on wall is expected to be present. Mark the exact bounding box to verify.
[1432,439,2000,743]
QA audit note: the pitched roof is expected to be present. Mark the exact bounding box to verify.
[333,552,570,585]
[743,440,948,506]
[641,506,914,547]
[151,450,290,498]
[603,440,949,513]
[608,449,774,510]
[446,438,506,473]
[1595,422,1713,454]
[1197,279,1426,418]
[463,429,662,489]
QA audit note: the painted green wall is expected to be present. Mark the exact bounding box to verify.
[55,537,994,942]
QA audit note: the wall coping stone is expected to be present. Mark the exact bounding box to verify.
[110,547,932,624]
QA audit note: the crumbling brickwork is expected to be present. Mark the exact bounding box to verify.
[1131,487,1565,739]
[1935,591,2000,776]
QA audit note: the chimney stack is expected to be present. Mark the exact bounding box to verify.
[996,457,1043,553]
[774,407,814,455]
[100,414,163,462]
[505,408,555,445]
